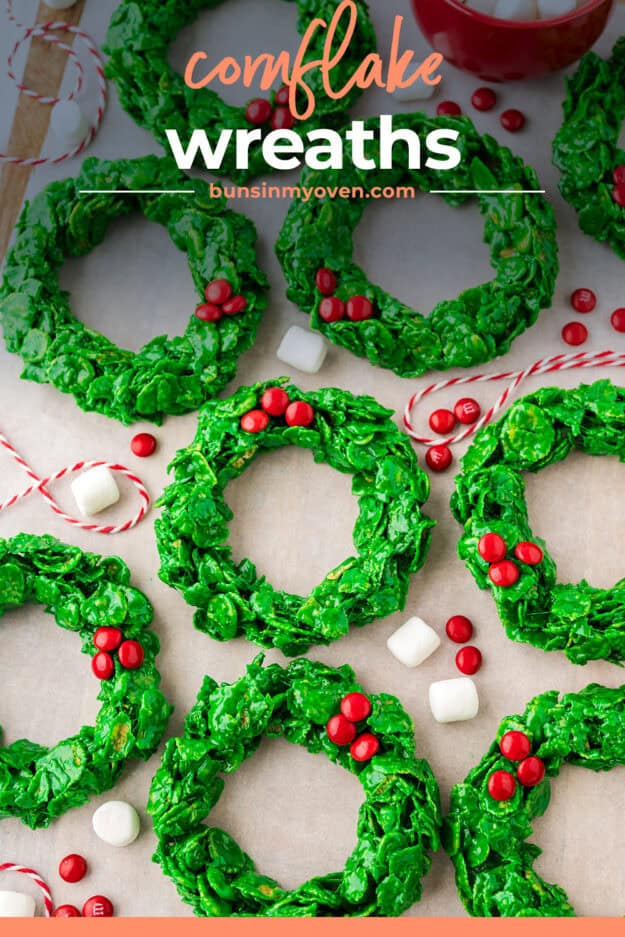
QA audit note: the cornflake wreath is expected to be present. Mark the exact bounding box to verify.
[148,655,441,917]
[104,0,377,185]
[0,533,172,829]
[553,38,625,260]
[0,155,268,425]
[451,379,625,666]
[156,379,434,656]
[276,112,558,378]
[444,683,625,917]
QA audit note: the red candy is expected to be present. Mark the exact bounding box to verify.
[471,87,497,112]
[612,184,625,207]
[455,646,482,675]
[204,279,232,305]
[118,639,144,670]
[222,295,247,316]
[611,308,625,333]
[489,560,520,587]
[54,906,81,918]
[500,108,525,132]
[429,408,456,435]
[319,297,345,323]
[130,433,157,458]
[91,651,114,681]
[350,733,379,762]
[93,626,123,653]
[346,295,374,321]
[285,401,315,427]
[454,397,481,425]
[245,98,272,125]
[59,854,87,884]
[570,288,596,313]
[562,321,588,346]
[240,409,269,433]
[340,692,372,723]
[445,615,473,644]
[425,444,452,472]
[518,756,546,787]
[315,268,337,295]
[514,541,543,565]
[195,302,222,323]
[275,85,290,107]
[437,100,462,116]
[488,769,516,801]
[499,730,531,762]
[83,896,114,918]
[478,532,506,563]
[326,714,357,746]
[260,387,290,417]
[271,107,295,130]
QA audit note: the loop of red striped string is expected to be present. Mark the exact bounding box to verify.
[403,350,625,447]
[2,0,107,167]
[0,862,54,917]
[0,430,150,535]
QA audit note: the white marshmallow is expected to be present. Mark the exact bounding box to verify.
[493,0,537,19]
[392,80,439,102]
[537,0,576,16]
[429,677,479,723]
[0,891,36,918]
[387,617,441,668]
[44,0,78,8]
[71,466,120,517]
[466,0,497,14]
[50,100,90,147]
[93,800,141,847]
[276,325,328,374]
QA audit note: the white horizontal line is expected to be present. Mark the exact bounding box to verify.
[78,189,196,195]
[429,189,546,195]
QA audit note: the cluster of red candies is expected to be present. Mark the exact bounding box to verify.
[245,85,295,131]
[54,854,113,918]
[562,287,625,347]
[326,692,379,763]
[478,532,543,589]
[426,397,481,473]
[488,730,546,802]
[240,386,315,434]
[195,278,248,324]
[437,88,525,134]
[315,267,375,324]
[445,614,482,676]
[91,627,144,681]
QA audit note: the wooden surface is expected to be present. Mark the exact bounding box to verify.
[0,0,86,263]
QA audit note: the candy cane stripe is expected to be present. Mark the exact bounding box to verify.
[0,862,54,916]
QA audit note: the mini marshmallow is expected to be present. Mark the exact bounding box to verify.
[93,800,141,847]
[493,0,537,19]
[392,80,439,102]
[276,325,328,374]
[537,0,576,16]
[429,677,479,723]
[50,100,90,147]
[466,0,497,14]
[387,617,441,668]
[44,0,78,8]
[0,891,36,918]
[71,466,120,517]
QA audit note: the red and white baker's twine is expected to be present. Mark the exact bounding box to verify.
[0,429,150,535]
[404,350,625,447]
[2,0,106,167]
[0,862,54,917]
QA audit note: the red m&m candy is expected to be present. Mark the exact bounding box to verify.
[562,321,588,346]
[471,87,497,112]
[240,410,269,433]
[54,906,81,918]
[454,398,481,425]
[499,730,531,762]
[350,733,379,762]
[275,85,290,106]
[94,627,123,653]
[271,107,295,130]
[437,100,461,116]
[222,295,247,316]
[571,288,596,313]
[514,542,543,565]
[517,756,545,787]
[130,433,157,458]
[478,532,506,563]
[326,714,357,746]
[445,615,473,644]
[92,651,114,681]
[83,896,114,918]
[319,297,345,323]
[500,109,525,132]
[285,401,314,427]
[612,184,625,207]
[346,296,374,321]
[315,268,337,295]
[195,302,222,323]
[245,98,272,125]
[455,646,482,675]
[425,444,452,472]
[204,279,232,305]
[59,854,87,884]
[429,408,456,435]
[489,560,520,587]
[118,640,144,670]
[611,308,625,333]
[260,387,289,417]
[488,769,516,801]
[340,692,371,723]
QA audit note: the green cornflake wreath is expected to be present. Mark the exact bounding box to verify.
[148,655,441,917]
[0,533,172,829]
[156,379,434,656]
[553,38,625,260]
[444,683,625,917]
[276,113,558,377]
[451,379,625,666]
[276,113,558,378]
[0,155,268,425]
[104,0,377,185]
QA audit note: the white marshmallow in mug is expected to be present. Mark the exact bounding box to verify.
[276,325,328,374]
[71,466,120,517]
[537,0,576,16]
[0,891,36,918]
[50,100,90,147]
[493,0,537,19]
[429,677,479,723]
[387,617,441,668]
[93,800,141,847]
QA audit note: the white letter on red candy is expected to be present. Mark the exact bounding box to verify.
[429,677,479,723]
[387,617,441,668]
